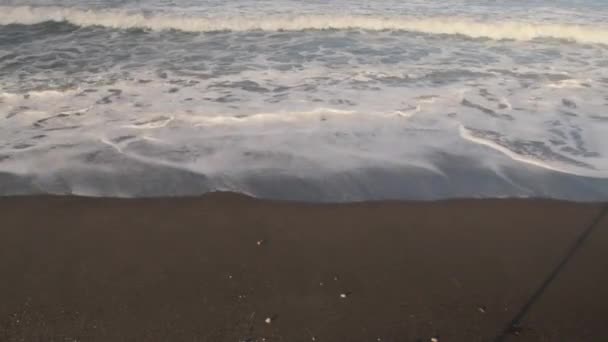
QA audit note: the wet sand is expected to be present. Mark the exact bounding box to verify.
[1,194,607,341]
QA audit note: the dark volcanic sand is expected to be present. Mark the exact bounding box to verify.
[1,194,607,341]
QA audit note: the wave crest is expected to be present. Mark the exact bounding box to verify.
[1,6,608,44]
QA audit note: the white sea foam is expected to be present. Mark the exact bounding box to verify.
[2,6,608,44]
[123,116,174,129]
[458,125,600,178]
[548,79,592,89]
[190,108,357,126]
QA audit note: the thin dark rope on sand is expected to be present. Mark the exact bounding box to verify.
[494,204,608,342]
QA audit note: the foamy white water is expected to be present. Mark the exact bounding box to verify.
[2,6,608,44]
[1,0,608,200]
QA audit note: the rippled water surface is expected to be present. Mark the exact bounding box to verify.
[1,0,608,200]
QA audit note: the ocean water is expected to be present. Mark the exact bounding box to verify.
[1,0,608,201]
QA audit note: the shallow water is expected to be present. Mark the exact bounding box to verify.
[1,0,608,200]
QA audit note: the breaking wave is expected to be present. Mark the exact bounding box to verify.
[2,6,608,44]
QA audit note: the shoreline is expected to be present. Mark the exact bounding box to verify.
[2,194,607,341]
[2,191,608,205]
[3,153,608,202]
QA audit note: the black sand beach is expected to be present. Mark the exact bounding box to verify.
[1,194,607,341]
